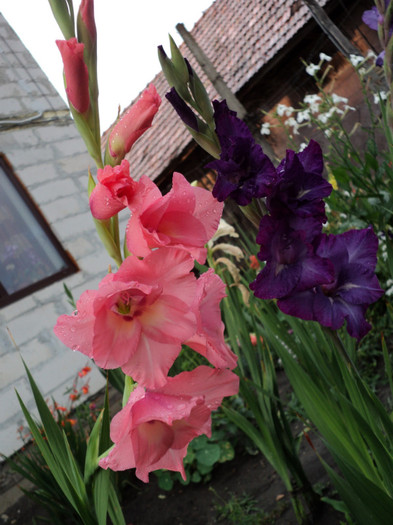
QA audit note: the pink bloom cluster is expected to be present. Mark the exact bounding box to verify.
[89,161,223,264]
[55,158,238,481]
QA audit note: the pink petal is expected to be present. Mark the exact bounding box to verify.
[187,270,237,369]
[121,334,182,389]
[161,366,239,410]
[54,289,96,356]
[132,420,174,469]
[89,183,125,220]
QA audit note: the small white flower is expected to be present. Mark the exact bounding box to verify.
[349,54,364,67]
[305,63,320,76]
[303,94,322,113]
[344,104,355,111]
[331,93,348,104]
[297,110,311,123]
[319,52,332,62]
[325,128,332,137]
[331,106,344,115]
[373,91,388,104]
[318,113,330,124]
[260,122,271,135]
[276,104,294,117]
[299,143,308,152]
[358,67,366,76]
[286,117,299,134]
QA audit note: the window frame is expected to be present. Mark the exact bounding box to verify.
[0,153,78,307]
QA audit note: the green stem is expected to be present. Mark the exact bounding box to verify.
[322,326,358,373]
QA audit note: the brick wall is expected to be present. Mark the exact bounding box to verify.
[0,13,108,458]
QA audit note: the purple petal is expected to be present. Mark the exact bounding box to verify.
[207,108,277,205]
[376,50,385,67]
[362,7,380,31]
[336,263,384,304]
[297,140,324,176]
[335,301,371,340]
[343,227,379,269]
[250,261,302,299]
[277,290,315,320]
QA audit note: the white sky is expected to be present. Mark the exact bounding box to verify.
[0,0,213,130]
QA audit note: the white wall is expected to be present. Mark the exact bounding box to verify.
[0,13,108,458]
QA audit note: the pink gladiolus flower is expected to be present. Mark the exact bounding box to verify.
[108,84,161,161]
[89,160,139,220]
[56,38,89,113]
[126,172,224,264]
[186,269,237,369]
[54,248,197,388]
[99,366,239,481]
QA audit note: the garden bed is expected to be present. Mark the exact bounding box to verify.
[2,438,342,525]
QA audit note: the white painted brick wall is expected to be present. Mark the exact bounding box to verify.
[0,14,107,458]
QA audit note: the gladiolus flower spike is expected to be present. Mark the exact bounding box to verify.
[246,140,384,340]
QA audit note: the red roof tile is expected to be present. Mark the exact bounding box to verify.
[113,0,330,182]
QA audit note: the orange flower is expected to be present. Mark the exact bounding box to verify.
[69,393,78,401]
[82,385,89,395]
[249,333,263,346]
[78,366,91,377]
[67,419,77,426]
[249,255,260,270]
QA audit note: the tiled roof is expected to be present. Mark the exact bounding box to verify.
[117,0,329,182]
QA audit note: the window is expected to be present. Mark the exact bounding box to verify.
[0,154,78,306]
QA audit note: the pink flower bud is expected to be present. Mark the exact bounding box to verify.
[78,0,96,44]
[108,84,161,161]
[56,38,90,113]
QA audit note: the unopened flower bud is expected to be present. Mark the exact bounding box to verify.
[56,38,90,114]
[107,84,161,165]
[166,87,199,131]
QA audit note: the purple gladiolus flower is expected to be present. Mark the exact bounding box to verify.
[250,216,334,299]
[267,142,332,227]
[278,228,384,340]
[206,100,276,205]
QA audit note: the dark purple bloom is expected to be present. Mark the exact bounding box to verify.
[278,228,384,340]
[166,87,199,131]
[277,140,324,177]
[267,144,332,227]
[250,217,334,299]
[206,100,276,205]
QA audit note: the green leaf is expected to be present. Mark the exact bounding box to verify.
[93,469,110,525]
[324,459,393,525]
[156,470,174,491]
[84,410,103,485]
[191,471,202,483]
[107,480,126,525]
[195,443,221,466]
[169,35,189,84]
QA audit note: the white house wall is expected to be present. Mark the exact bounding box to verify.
[0,13,108,458]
